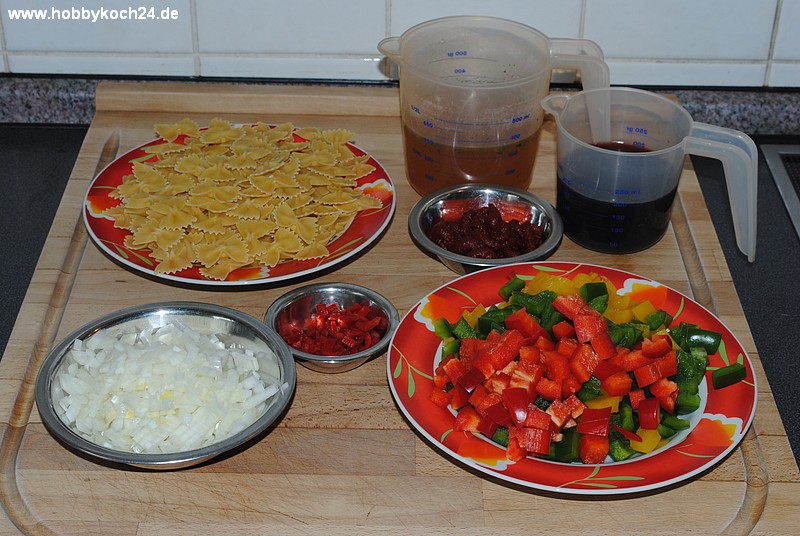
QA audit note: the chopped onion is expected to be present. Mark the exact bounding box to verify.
[51,321,288,454]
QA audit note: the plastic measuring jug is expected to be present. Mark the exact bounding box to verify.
[541,87,757,261]
[378,16,610,196]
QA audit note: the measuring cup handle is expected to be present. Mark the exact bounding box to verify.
[378,37,401,61]
[549,38,610,90]
[684,123,758,262]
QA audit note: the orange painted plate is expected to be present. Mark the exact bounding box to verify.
[83,125,395,286]
[387,262,757,495]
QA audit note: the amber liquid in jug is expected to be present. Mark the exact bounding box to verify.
[403,126,541,196]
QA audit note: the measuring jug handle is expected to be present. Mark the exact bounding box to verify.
[549,38,610,90]
[684,123,758,262]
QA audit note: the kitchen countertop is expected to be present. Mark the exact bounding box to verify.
[0,81,797,534]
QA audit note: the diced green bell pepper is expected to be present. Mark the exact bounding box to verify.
[712,362,747,389]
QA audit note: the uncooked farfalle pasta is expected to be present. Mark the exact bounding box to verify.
[102,118,381,280]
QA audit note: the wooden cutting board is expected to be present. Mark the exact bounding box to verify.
[0,82,797,535]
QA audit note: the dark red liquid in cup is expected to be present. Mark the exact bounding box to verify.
[556,141,677,254]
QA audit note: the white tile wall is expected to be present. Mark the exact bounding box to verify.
[1,0,798,87]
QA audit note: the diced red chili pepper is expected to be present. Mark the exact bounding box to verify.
[284,301,388,356]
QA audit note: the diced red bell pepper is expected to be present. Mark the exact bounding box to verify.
[556,337,580,357]
[545,398,572,430]
[649,377,679,413]
[542,350,571,381]
[450,385,471,410]
[562,374,583,398]
[573,314,606,343]
[468,384,490,411]
[569,343,599,383]
[483,372,512,395]
[579,434,609,464]
[600,371,633,396]
[476,416,498,438]
[470,351,496,379]
[563,394,587,419]
[641,335,672,358]
[518,345,542,366]
[453,406,482,432]
[475,392,503,418]
[552,320,576,340]
[509,365,544,399]
[506,436,528,462]
[620,349,654,372]
[456,367,485,393]
[524,405,553,430]
[483,402,514,427]
[592,359,623,381]
[434,371,450,391]
[458,337,488,368]
[534,335,556,351]
[553,294,600,320]
[638,397,661,429]
[504,309,548,341]
[629,388,646,410]
[501,387,530,425]
[654,350,678,378]
[633,361,663,388]
[576,406,612,437]
[535,376,562,401]
[428,387,452,409]
[486,329,526,370]
[513,426,551,456]
[590,331,618,360]
[442,357,467,385]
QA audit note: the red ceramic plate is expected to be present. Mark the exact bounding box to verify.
[83,126,395,286]
[387,262,757,495]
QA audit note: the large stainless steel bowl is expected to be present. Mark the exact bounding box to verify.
[34,302,296,470]
[408,183,563,275]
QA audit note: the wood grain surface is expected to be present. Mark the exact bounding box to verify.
[0,82,797,535]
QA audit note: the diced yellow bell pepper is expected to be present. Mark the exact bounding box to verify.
[630,428,662,453]
[631,300,657,323]
[608,293,630,310]
[604,307,634,324]
[525,273,576,296]
[572,272,601,289]
[461,304,486,328]
[585,395,622,413]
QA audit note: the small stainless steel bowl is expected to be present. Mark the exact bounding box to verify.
[34,302,296,470]
[265,283,400,373]
[408,183,563,275]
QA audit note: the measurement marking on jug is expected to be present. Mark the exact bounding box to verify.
[447,50,468,57]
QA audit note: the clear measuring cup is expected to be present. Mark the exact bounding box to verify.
[378,16,610,196]
[541,87,757,261]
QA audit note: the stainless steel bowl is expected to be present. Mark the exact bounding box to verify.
[34,302,296,470]
[265,283,400,373]
[408,183,563,275]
